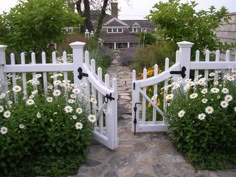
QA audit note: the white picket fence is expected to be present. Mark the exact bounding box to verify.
[132,41,236,133]
[0,42,118,150]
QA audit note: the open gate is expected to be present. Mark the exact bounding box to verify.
[132,41,236,134]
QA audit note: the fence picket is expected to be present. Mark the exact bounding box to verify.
[41,52,48,95]
[10,53,17,102]
[142,68,147,123]
[152,64,158,123]
[97,67,104,134]
[20,52,28,98]
[194,50,200,81]
[163,58,169,112]
[204,50,210,81]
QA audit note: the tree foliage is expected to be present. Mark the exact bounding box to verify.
[149,0,230,51]
[0,0,83,54]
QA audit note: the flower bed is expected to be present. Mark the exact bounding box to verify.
[0,73,96,176]
[166,71,236,169]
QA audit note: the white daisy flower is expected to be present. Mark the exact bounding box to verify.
[36,112,41,118]
[29,95,35,99]
[0,127,8,135]
[88,114,96,123]
[166,94,173,101]
[48,85,53,90]
[76,108,83,114]
[64,105,73,113]
[196,78,206,86]
[26,99,35,105]
[75,122,83,130]
[72,115,77,120]
[201,88,208,94]
[70,84,77,88]
[202,98,208,104]
[12,85,22,93]
[68,99,75,104]
[19,124,25,129]
[205,106,214,114]
[225,95,233,102]
[70,94,76,99]
[226,76,234,81]
[53,80,61,86]
[3,110,11,118]
[53,112,58,115]
[190,93,198,99]
[7,101,13,105]
[0,93,6,99]
[72,88,80,94]
[31,90,38,95]
[198,113,206,120]
[209,72,215,77]
[210,88,219,93]
[0,105,4,113]
[214,81,219,86]
[53,89,61,97]
[35,74,42,78]
[221,88,229,94]
[220,101,228,108]
[178,110,185,118]
[90,97,97,104]
[46,97,53,102]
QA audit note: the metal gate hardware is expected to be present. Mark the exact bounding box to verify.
[133,102,142,135]
[105,93,115,103]
[170,66,186,78]
[77,67,88,80]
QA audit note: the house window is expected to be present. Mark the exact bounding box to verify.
[113,28,117,33]
[132,28,139,33]
[107,28,112,33]
[118,28,123,33]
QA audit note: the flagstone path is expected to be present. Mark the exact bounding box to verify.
[76,53,236,177]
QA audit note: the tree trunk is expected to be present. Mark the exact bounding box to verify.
[76,0,93,32]
[94,0,109,39]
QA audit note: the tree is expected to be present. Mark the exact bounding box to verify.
[139,32,157,47]
[0,0,83,54]
[72,0,111,38]
[149,0,230,52]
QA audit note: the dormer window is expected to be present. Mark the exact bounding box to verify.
[107,28,123,33]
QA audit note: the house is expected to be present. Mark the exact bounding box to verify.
[215,12,236,59]
[215,12,236,44]
[100,1,156,49]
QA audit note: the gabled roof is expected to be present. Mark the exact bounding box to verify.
[103,17,129,27]
[122,20,155,28]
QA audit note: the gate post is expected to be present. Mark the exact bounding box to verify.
[70,41,86,90]
[0,45,7,91]
[177,41,194,79]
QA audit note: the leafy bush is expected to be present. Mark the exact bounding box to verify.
[166,71,236,169]
[86,38,113,74]
[130,41,175,73]
[0,73,96,176]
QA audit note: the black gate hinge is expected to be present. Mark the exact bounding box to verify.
[170,66,186,78]
[78,67,88,80]
[133,82,136,90]
[105,93,115,103]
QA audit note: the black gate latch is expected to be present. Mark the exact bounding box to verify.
[78,67,88,80]
[104,93,115,103]
[170,66,186,78]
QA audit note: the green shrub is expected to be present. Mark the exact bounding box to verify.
[130,41,175,73]
[166,71,236,169]
[0,73,96,176]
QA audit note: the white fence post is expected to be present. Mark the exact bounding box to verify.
[0,45,7,91]
[69,41,86,90]
[177,41,194,79]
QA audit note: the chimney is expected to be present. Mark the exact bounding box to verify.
[111,1,118,18]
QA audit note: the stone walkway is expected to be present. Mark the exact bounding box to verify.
[76,53,236,177]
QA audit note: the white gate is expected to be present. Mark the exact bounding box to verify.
[0,41,118,150]
[132,41,236,133]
